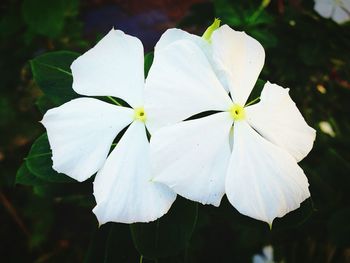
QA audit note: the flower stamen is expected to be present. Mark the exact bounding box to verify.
[134,107,147,122]
[229,104,245,121]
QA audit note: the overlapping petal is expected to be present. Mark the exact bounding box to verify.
[211,25,265,105]
[154,28,210,54]
[150,112,233,206]
[226,121,310,225]
[245,82,316,162]
[71,29,145,107]
[314,0,333,18]
[93,121,176,224]
[314,0,350,23]
[333,4,350,23]
[41,98,134,182]
[145,39,232,133]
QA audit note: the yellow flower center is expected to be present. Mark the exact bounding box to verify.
[229,104,245,121]
[134,107,146,122]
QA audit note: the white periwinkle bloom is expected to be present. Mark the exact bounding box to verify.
[314,0,350,24]
[146,25,316,225]
[41,29,176,224]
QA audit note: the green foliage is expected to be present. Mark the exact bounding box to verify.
[26,133,74,183]
[130,198,198,259]
[16,162,46,186]
[144,52,154,78]
[22,0,79,38]
[214,0,277,47]
[30,51,80,106]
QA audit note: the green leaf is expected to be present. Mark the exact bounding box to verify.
[214,0,242,27]
[22,0,78,38]
[16,162,46,186]
[30,51,80,106]
[35,95,57,114]
[144,52,154,78]
[130,197,198,259]
[249,29,278,48]
[246,78,266,104]
[26,133,74,183]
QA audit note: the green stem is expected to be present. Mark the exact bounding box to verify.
[107,96,122,106]
[245,96,260,107]
[139,255,143,263]
[249,0,270,24]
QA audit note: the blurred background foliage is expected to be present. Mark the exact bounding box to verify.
[1,0,350,262]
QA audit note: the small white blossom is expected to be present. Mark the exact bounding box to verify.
[42,29,176,225]
[147,25,316,225]
[314,0,350,24]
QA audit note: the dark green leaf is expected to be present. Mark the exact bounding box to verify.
[16,162,47,186]
[249,29,278,48]
[214,0,242,27]
[144,52,154,78]
[35,95,57,114]
[246,78,266,104]
[30,51,80,106]
[22,0,78,38]
[130,197,198,259]
[26,133,74,183]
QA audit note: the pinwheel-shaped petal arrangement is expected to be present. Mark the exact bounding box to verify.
[147,25,316,225]
[41,29,176,224]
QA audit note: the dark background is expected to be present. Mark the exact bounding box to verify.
[1,0,350,262]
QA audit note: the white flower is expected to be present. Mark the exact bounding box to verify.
[314,0,350,24]
[41,29,176,225]
[147,25,316,225]
[252,245,275,263]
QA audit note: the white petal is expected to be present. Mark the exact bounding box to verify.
[93,121,176,224]
[41,98,134,182]
[226,121,310,225]
[145,39,232,133]
[342,0,350,12]
[245,82,316,162]
[71,29,145,107]
[151,112,233,206]
[155,28,210,53]
[211,25,265,105]
[332,5,350,23]
[314,0,334,18]
[155,28,231,92]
